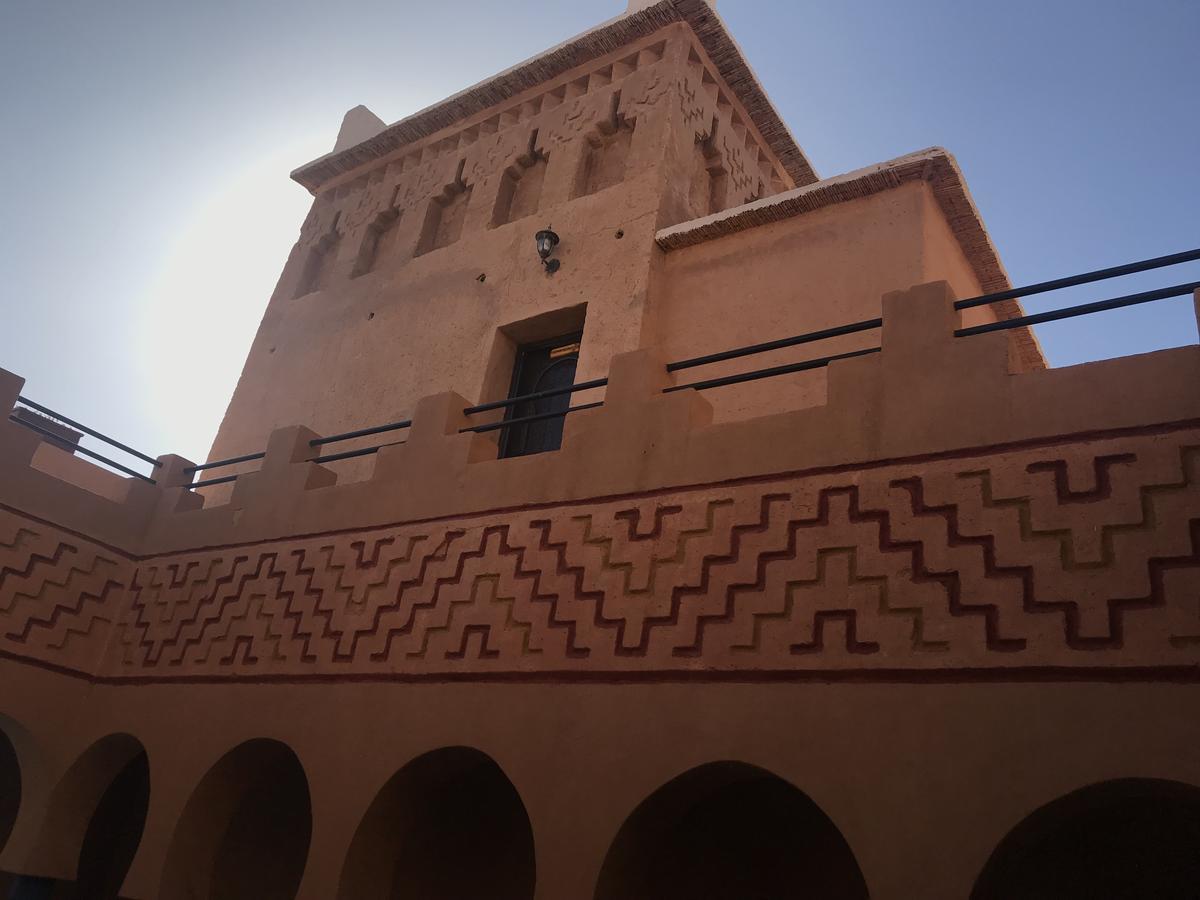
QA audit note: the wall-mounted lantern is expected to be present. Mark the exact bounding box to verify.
[535,227,561,274]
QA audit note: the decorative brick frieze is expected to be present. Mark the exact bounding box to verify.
[1,282,1196,683]
[0,426,1197,682]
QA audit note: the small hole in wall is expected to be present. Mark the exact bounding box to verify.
[269,347,276,354]
[615,229,625,239]
[477,273,487,283]
[367,312,375,320]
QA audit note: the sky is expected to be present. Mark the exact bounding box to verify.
[1,0,1197,471]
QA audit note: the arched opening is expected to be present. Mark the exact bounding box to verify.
[12,734,149,899]
[159,739,312,900]
[595,762,869,900]
[0,727,19,854]
[337,746,535,900]
[73,748,149,899]
[972,778,1200,900]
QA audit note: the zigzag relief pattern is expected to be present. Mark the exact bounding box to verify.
[0,510,132,665]
[4,432,1200,679]
[100,433,1200,677]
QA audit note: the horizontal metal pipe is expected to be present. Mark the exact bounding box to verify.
[464,377,608,416]
[313,446,381,465]
[955,247,1200,311]
[460,402,604,435]
[665,318,883,373]
[9,416,156,483]
[955,280,1200,337]
[185,451,267,475]
[664,347,882,393]
[15,396,160,466]
[186,474,240,490]
[313,440,407,465]
[310,419,413,448]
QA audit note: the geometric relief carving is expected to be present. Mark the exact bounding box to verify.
[52,430,1185,680]
[688,120,728,219]
[352,186,403,277]
[0,512,131,665]
[417,161,473,256]
[294,212,343,298]
[278,35,788,290]
[574,93,635,199]
[3,438,1198,684]
[492,131,549,228]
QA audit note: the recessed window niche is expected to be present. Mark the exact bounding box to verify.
[294,218,342,299]
[574,93,634,199]
[417,162,473,256]
[689,127,728,218]
[492,133,548,228]
[353,187,403,277]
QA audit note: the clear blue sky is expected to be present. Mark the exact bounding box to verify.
[1,0,1197,466]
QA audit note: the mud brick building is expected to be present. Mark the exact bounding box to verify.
[1,1,1199,897]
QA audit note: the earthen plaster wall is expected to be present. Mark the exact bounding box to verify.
[648,180,1007,421]
[1,664,1198,900]
[1,2,1195,895]
[209,22,799,481]
[0,284,1197,899]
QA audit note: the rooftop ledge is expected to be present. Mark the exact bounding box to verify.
[291,0,815,193]
[656,147,1048,372]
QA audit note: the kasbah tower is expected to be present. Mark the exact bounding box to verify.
[2,0,1200,897]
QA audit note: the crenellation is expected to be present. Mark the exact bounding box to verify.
[6,5,1194,896]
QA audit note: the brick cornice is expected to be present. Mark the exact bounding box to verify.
[290,0,817,192]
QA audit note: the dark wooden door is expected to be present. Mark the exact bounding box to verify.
[500,333,581,458]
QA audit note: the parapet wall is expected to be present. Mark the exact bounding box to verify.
[2,283,1198,684]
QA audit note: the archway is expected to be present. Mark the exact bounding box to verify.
[72,746,149,898]
[337,746,535,900]
[972,778,1200,900]
[595,762,869,900]
[159,739,312,900]
[0,726,20,897]
[13,733,149,898]
[0,727,19,854]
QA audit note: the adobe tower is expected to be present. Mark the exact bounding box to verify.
[1,1,1198,898]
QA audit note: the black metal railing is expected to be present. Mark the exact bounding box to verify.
[659,245,1200,390]
[458,378,609,436]
[179,244,1200,489]
[955,281,1200,337]
[40,245,1186,493]
[182,418,419,490]
[310,419,414,465]
[8,396,160,483]
[953,247,1200,311]
[183,450,267,490]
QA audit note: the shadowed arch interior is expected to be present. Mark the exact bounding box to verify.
[0,727,19,854]
[337,746,535,900]
[159,739,312,900]
[73,748,149,899]
[595,761,869,900]
[971,778,1200,900]
[17,733,149,898]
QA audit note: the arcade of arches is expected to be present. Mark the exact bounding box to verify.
[971,779,1200,900]
[337,747,535,900]
[2,723,1198,899]
[158,739,312,900]
[595,762,869,900]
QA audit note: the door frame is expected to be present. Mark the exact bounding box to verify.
[499,331,583,459]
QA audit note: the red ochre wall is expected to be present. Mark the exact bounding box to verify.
[1,6,1197,898]
[0,280,1198,899]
